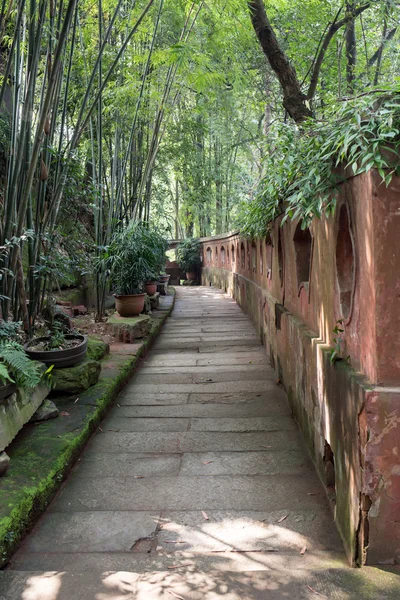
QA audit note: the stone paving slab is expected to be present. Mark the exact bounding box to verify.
[128,380,287,394]
[49,474,327,512]
[84,430,302,453]
[179,450,313,476]
[133,370,275,384]
[139,364,272,374]
[103,417,191,432]
[2,567,400,600]
[7,550,350,573]
[74,453,181,478]
[156,509,343,553]
[111,401,289,418]
[190,416,296,432]
[189,390,287,404]
[118,392,190,405]
[18,511,160,553]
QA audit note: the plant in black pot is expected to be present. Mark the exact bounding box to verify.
[177,238,201,281]
[101,222,155,317]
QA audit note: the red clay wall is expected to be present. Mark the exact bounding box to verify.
[200,171,400,567]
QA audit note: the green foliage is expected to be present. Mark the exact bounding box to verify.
[238,90,400,236]
[0,341,42,390]
[176,237,201,272]
[329,319,350,364]
[100,221,168,295]
[0,321,24,343]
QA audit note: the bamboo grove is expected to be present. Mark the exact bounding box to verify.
[0,0,399,326]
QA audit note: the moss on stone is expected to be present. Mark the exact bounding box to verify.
[86,337,109,361]
[0,290,175,567]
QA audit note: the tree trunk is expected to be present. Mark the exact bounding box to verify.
[345,2,357,93]
[248,0,312,122]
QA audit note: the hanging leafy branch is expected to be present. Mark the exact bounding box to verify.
[238,89,400,236]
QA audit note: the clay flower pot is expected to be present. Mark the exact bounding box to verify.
[144,282,158,296]
[186,271,197,281]
[24,334,88,368]
[115,293,146,317]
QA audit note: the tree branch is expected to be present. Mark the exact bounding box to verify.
[306,3,371,100]
[248,0,312,122]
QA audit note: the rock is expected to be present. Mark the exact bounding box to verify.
[72,305,87,316]
[0,451,10,476]
[142,296,152,315]
[30,399,59,422]
[182,279,199,286]
[0,383,49,453]
[56,300,72,307]
[105,314,152,343]
[51,359,101,394]
[87,338,109,361]
[149,292,160,310]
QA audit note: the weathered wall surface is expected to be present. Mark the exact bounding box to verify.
[200,170,400,567]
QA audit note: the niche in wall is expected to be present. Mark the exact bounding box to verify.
[278,231,284,287]
[240,242,245,269]
[259,241,263,275]
[266,235,273,279]
[247,241,251,271]
[215,247,218,265]
[251,242,257,273]
[293,223,312,290]
[206,247,212,264]
[227,247,230,265]
[221,246,225,265]
[231,244,235,265]
[336,204,355,320]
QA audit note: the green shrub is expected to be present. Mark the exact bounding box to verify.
[177,238,201,273]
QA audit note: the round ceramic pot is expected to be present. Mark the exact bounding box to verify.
[159,274,170,284]
[0,382,17,400]
[115,293,146,317]
[186,271,197,281]
[144,282,158,296]
[24,334,88,368]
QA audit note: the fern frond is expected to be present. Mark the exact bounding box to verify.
[0,362,14,385]
[0,341,42,389]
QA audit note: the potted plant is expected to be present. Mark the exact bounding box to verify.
[141,225,169,295]
[101,222,156,317]
[177,238,201,281]
[24,328,88,368]
[0,340,43,400]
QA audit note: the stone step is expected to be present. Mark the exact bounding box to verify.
[2,564,399,599]
[48,473,328,513]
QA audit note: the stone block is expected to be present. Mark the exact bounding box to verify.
[0,451,10,476]
[149,292,160,310]
[105,314,151,343]
[86,338,109,361]
[157,282,168,296]
[51,359,101,394]
[30,399,59,422]
[72,305,87,316]
[0,383,49,453]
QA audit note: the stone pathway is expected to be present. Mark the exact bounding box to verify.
[1,287,399,599]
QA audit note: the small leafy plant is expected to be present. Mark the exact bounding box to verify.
[329,319,350,364]
[177,238,202,273]
[0,341,43,390]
